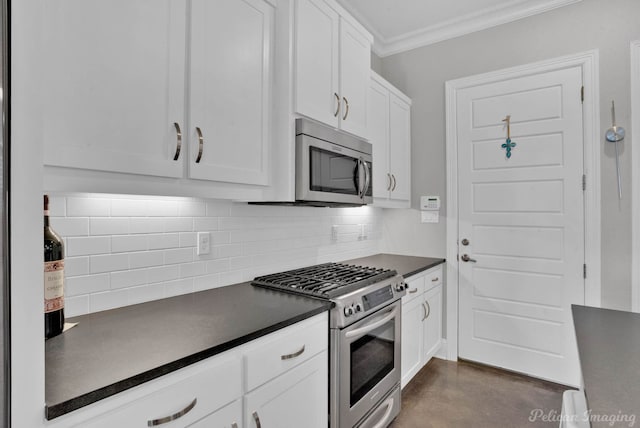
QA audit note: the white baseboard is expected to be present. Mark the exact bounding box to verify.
[435,339,449,360]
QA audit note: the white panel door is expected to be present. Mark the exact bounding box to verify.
[294,0,340,128]
[389,93,411,202]
[457,66,584,385]
[423,284,442,361]
[401,281,424,388]
[189,0,272,185]
[339,18,370,138]
[368,77,391,200]
[42,0,186,178]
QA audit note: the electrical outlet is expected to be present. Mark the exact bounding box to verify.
[360,224,368,240]
[331,225,338,243]
[197,232,210,255]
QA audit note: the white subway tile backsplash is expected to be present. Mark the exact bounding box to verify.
[148,233,180,250]
[164,248,193,265]
[66,236,110,257]
[111,269,148,289]
[67,197,110,217]
[112,235,148,253]
[90,218,130,236]
[129,250,164,269]
[90,254,129,274]
[51,218,89,237]
[53,195,382,316]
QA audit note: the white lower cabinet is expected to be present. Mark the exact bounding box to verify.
[46,313,328,428]
[244,352,328,428]
[401,266,443,388]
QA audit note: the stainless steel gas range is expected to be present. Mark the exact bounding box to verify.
[253,262,408,428]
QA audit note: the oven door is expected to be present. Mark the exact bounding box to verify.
[296,134,372,205]
[333,300,401,428]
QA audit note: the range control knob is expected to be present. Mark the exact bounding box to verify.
[344,306,354,317]
[355,303,363,313]
[395,283,405,292]
[402,282,408,290]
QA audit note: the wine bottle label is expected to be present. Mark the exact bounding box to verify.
[44,260,64,313]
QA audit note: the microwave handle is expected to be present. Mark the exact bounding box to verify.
[363,161,371,198]
[356,158,366,198]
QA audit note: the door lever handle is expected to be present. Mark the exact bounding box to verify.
[461,254,477,263]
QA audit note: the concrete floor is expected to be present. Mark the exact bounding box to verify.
[390,358,567,427]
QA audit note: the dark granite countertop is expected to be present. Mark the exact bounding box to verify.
[342,253,445,278]
[572,305,640,427]
[45,282,331,420]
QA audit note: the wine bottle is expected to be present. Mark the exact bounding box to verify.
[44,195,65,339]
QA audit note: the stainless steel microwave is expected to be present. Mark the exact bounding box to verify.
[295,119,372,206]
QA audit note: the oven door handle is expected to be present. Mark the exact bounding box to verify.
[345,306,397,339]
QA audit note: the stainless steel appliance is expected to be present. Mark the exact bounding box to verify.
[253,263,407,428]
[295,118,372,207]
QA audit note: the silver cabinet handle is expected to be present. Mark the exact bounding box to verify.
[252,411,262,428]
[281,344,305,360]
[342,96,349,120]
[421,302,428,321]
[408,288,418,294]
[461,254,477,263]
[195,127,204,163]
[371,396,395,428]
[425,300,431,319]
[432,277,439,282]
[387,173,392,191]
[334,93,340,117]
[391,174,397,191]
[147,398,197,426]
[173,122,182,161]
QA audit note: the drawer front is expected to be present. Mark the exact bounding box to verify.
[78,356,242,428]
[244,312,328,392]
[402,275,425,304]
[423,265,443,292]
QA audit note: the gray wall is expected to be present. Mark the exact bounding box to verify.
[378,0,640,310]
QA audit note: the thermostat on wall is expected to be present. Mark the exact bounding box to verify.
[420,196,440,211]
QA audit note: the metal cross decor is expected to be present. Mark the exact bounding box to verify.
[501,115,516,158]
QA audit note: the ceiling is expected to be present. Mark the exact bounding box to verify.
[335,0,582,57]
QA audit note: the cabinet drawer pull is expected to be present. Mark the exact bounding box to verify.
[253,411,262,428]
[281,344,305,360]
[408,288,418,294]
[431,277,439,282]
[391,174,397,191]
[173,122,182,161]
[195,127,204,163]
[334,93,341,117]
[342,96,349,120]
[147,397,197,426]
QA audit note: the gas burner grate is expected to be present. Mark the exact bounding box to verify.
[252,262,397,299]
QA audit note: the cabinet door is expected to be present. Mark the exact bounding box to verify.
[245,351,328,428]
[401,291,424,389]
[187,399,242,428]
[339,18,371,138]
[423,284,443,363]
[189,0,273,185]
[42,0,186,178]
[294,0,340,128]
[369,77,391,200]
[389,93,411,203]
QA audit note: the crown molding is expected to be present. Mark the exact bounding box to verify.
[339,0,583,58]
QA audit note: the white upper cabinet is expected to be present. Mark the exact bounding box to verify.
[189,0,273,185]
[42,0,275,195]
[369,71,412,208]
[294,0,340,129]
[294,0,372,139]
[42,0,187,178]
[338,18,371,138]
